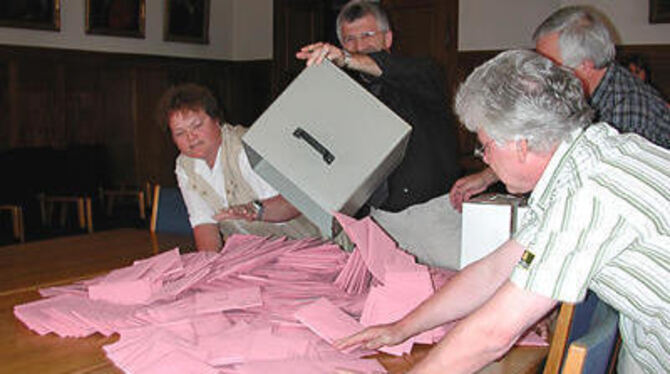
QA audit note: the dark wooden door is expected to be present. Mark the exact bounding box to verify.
[273,0,327,97]
[383,0,482,168]
[382,0,458,99]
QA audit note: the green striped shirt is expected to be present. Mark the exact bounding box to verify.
[511,123,669,374]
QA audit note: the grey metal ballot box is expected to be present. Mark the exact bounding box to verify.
[242,60,411,237]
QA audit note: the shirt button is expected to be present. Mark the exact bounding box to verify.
[403,188,409,194]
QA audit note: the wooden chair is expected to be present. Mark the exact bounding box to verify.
[0,204,25,243]
[99,185,147,220]
[149,185,193,254]
[543,291,620,374]
[149,185,192,236]
[37,194,93,233]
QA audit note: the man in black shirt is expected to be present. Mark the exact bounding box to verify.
[297,0,461,212]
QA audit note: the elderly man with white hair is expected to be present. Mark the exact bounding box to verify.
[336,49,669,374]
[449,5,670,212]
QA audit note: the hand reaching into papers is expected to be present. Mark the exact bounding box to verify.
[333,322,410,352]
[448,167,499,212]
[214,202,257,222]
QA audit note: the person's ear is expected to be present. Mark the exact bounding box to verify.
[384,30,393,50]
[576,59,597,79]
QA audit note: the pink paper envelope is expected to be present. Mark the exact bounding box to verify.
[202,325,309,366]
[191,313,232,337]
[133,349,218,374]
[132,248,184,280]
[88,279,157,305]
[294,297,363,346]
[360,269,434,356]
[195,286,263,314]
[334,213,419,284]
[237,355,386,374]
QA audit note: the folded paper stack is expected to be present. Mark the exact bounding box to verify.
[15,214,546,373]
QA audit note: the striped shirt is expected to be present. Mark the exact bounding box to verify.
[510,123,670,374]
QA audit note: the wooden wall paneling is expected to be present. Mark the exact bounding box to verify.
[0,60,8,150]
[7,60,19,149]
[0,45,274,190]
[133,64,175,187]
[64,63,103,145]
[101,65,137,186]
[15,58,63,148]
[223,61,273,126]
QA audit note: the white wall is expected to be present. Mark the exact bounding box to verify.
[0,0,273,61]
[561,0,670,44]
[459,0,558,50]
[459,0,670,51]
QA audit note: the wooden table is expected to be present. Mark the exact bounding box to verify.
[0,229,547,373]
[0,228,194,296]
[375,344,547,374]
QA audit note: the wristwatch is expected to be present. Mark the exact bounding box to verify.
[252,200,264,221]
[342,49,352,68]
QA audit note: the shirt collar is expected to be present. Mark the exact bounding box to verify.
[527,127,585,208]
[589,63,614,107]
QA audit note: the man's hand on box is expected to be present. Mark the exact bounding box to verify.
[449,168,499,212]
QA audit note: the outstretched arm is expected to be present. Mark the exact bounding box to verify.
[409,282,556,373]
[335,239,526,351]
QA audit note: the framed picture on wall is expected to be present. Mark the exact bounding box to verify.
[650,0,670,23]
[0,0,60,31]
[86,0,146,38]
[164,0,210,44]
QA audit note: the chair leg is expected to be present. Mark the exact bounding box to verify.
[85,197,93,233]
[38,194,47,226]
[59,203,68,227]
[138,191,146,220]
[9,206,25,243]
[17,206,25,243]
[106,194,115,216]
[11,206,20,239]
[76,198,86,229]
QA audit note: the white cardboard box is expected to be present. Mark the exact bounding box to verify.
[458,194,528,269]
[242,60,411,237]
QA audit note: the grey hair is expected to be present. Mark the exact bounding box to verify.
[533,6,615,69]
[454,50,593,153]
[336,1,390,45]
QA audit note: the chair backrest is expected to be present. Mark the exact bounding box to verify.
[562,298,619,374]
[150,185,192,236]
[543,291,619,374]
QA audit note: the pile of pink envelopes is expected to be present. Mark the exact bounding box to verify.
[15,214,546,373]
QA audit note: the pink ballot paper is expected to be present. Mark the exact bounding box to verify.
[294,297,363,345]
[13,215,547,372]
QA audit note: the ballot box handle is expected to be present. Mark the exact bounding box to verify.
[292,127,335,165]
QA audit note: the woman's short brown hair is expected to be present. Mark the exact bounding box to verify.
[156,83,223,132]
